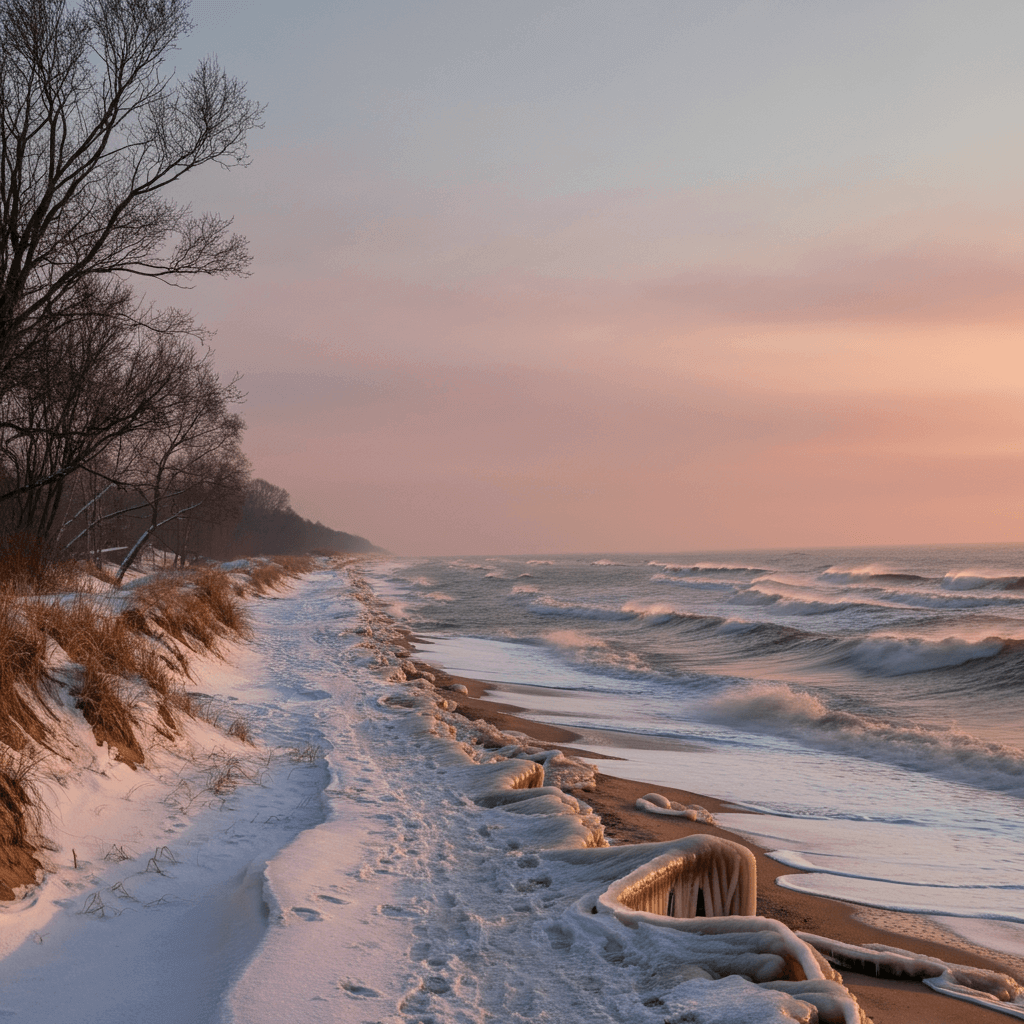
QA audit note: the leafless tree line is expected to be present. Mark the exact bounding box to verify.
[0,0,262,575]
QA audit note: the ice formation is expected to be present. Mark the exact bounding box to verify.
[637,791,717,823]
[801,933,1024,1018]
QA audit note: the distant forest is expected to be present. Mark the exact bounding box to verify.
[0,0,379,575]
[231,479,382,558]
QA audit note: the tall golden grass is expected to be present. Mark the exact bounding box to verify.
[0,550,321,897]
[243,555,317,594]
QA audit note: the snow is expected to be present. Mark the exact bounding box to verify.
[7,561,977,1023]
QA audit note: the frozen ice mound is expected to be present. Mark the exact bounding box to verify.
[601,833,756,919]
[637,791,717,823]
[802,933,1024,1018]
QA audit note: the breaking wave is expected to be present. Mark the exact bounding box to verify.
[942,571,1024,591]
[728,588,867,616]
[530,596,634,621]
[649,562,770,575]
[703,682,1024,798]
[842,636,1006,675]
[821,565,930,584]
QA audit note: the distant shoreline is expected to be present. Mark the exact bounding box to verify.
[407,646,1022,1024]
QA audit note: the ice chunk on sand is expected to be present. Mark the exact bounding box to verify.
[637,791,717,823]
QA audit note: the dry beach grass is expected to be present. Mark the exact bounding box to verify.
[0,548,319,898]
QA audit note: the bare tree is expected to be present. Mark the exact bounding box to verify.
[113,350,245,578]
[0,0,263,377]
[0,0,261,553]
[244,478,292,517]
[0,281,196,537]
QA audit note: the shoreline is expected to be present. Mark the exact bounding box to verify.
[412,653,1022,1024]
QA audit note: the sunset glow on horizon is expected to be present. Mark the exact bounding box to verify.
[178,0,1024,554]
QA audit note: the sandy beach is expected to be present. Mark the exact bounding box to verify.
[418,660,1024,1024]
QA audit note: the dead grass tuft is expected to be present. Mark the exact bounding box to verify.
[286,742,323,763]
[192,568,252,639]
[0,747,45,898]
[226,715,253,744]
[243,555,316,595]
[25,599,156,767]
[0,600,52,750]
[73,667,144,769]
[205,754,268,796]
[145,846,177,874]
[126,568,251,656]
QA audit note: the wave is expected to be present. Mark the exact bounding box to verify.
[620,601,691,625]
[654,573,740,592]
[425,592,456,603]
[702,682,1024,798]
[649,562,770,574]
[875,587,1024,610]
[512,584,539,595]
[543,628,651,676]
[591,559,629,566]
[728,588,866,616]
[529,596,635,621]
[528,595,722,630]
[942,571,1024,591]
[842,636,1006,675]
[711,619,1012,675]
[526,559,554,565]
[733,582,1024,615]
[821,565,930,584]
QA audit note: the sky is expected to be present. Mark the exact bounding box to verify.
[169,0,1023,554]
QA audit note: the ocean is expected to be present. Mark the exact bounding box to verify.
[368,544,1024,959]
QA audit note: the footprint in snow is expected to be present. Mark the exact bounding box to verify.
[317,894,348,905]
[291,906,324,921]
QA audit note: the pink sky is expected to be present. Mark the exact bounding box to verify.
[176,1,1024,553]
